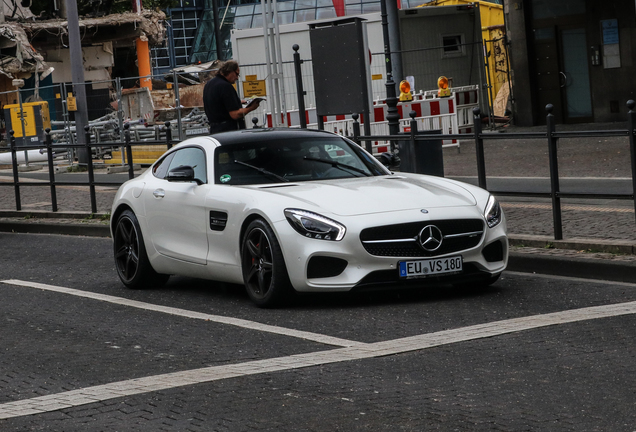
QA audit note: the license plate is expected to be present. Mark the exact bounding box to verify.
[399,256,463,278]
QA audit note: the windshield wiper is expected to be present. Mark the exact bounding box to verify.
[303,156,371,177]
[234,160,289,182]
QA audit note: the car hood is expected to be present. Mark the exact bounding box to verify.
[250,175,478,216]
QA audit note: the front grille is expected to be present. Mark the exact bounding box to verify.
[360,219,484,257]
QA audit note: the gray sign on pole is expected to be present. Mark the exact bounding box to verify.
[309,18,371,118]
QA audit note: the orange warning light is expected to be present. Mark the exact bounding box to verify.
[437,76,451,97]
[399,80,412,101]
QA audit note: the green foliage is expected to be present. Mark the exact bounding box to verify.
[67,165,88,173]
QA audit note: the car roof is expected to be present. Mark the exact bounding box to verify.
[212,128,340,146]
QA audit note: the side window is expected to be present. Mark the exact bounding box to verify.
[167,147,208,184]
[441,34,465,58]
[152,152,176,179]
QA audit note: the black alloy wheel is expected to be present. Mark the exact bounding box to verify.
[113,209,169,289]
[241,219,292,307]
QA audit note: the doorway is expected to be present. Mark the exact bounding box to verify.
[533,26,593,124]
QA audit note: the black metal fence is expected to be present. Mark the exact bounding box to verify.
[349,102,636,241]
[1,122,176,215]
[2,102,636,241]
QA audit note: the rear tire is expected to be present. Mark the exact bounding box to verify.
[113,209,169,289]
[241,219,292,307]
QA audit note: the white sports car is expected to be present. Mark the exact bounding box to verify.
[111,128,508,307]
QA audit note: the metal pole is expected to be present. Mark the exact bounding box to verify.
[124,124,135,180]
[45,128,58,212]
[84,125,97,214]
[116,77,126,165]
[261,0,286,127]
[352,113,361,145]
[16,87,28,166]
[503,34,515,124]
[272,0,288,125]
[292,44,307,129]
[627,100,636,224]
[212,0,223,59]
[408,110,417,173]
[473,107,486,189]
[61,83,74,148]
[9,131,21,210]
[476,40,490,130]
[65,0,90,164]
[386,0,402,84]
[546,104,563,240]
[173,70,183,140]
[483,40,495,129]
[165,121,173,149]
[380,0,400,149]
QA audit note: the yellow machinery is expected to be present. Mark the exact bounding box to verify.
[4,101,52,146]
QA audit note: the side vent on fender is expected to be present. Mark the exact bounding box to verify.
[209,211,228,231]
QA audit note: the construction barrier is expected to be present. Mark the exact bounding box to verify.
[267,85,479,155]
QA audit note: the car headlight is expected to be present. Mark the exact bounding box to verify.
[484,195,502,228]
[284,209,346,241]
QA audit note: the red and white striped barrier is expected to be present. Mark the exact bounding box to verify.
[266,86,479,155]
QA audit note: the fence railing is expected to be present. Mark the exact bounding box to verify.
[349,102,636,241]
[2,102,636,242]
[1,122,175,214]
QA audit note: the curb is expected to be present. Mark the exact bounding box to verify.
[0,220,110,237]
[507,252,636,284]
[2,215,636,284]
[0,211,111,237]
[508,234,636,255]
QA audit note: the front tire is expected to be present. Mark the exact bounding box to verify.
[113,209,169,289]
[241,219,292,307]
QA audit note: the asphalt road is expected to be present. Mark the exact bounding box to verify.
[1,233,635,431]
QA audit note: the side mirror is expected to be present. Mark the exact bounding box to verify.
[167,165,202,184]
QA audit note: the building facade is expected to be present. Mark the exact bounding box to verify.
[506,0,636,125]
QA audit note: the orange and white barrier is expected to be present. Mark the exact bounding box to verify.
[266,85,479,155]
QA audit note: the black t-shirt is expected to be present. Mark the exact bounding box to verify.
[203,75,245,132]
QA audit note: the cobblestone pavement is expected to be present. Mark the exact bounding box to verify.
[0,231,635,431]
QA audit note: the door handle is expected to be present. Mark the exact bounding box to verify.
[153,189,165,198]
[559,71,567,88]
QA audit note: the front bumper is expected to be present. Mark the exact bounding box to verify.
[274,206,508,293]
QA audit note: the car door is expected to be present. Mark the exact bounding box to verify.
[143,146,209,265]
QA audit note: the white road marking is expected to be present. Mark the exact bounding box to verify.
[1,279,636,419]
[0,279,366,349]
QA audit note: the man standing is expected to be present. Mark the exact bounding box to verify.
[203,60,261,134]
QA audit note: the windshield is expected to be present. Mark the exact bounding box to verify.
[214,136,389,185]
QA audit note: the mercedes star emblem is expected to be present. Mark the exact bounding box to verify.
[418,225,443,252]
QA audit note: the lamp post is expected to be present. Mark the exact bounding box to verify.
[65,0,89,164]
[380,0,400,142]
